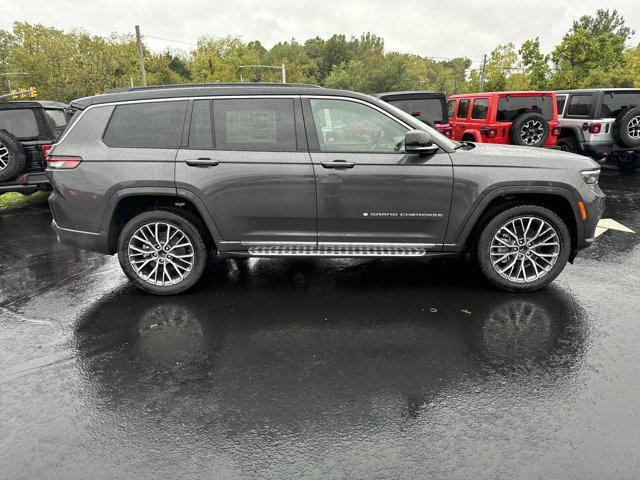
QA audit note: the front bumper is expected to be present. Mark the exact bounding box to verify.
[51,219,111,254]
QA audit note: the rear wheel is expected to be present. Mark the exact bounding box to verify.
[476,205,571,291]
[117,210,208,295]
[611,151,640,174]
[557,136,580,154]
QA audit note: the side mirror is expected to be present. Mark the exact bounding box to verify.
[405,130,438,155]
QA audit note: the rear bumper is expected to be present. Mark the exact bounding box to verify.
[582,142,640,156]
[0,172,50,193]
[51,219,111,254]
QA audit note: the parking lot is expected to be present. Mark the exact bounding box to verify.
[0,168,639,479]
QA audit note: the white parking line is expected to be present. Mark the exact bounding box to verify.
[594,219,635,238]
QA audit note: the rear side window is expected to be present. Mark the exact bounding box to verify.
[556,95,567,116]
[497,95,553,121]
[103,101,187,148]
[471,98,489,119]
[188,100,213,149]
[385,97,446,124]
[601,91,640,118]
[566,95,593,117]
[447,100,456,118]
[0,109,39,138]
[456,99,470,119]
[213,98,296,151]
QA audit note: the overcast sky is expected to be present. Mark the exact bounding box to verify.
[1,0,638,68]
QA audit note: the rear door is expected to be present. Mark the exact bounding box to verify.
[303,96,453,248]
[175,96,317,246]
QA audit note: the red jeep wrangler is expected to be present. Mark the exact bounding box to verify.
[447,91,561,148]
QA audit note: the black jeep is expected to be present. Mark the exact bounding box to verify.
[0,100,73,194]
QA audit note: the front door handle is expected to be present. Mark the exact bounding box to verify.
[320,160,355,169]
[186,158,220,167]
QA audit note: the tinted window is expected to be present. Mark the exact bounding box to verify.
[386,98,446,124]
[44,109,68,139]
[556,96,567,116]
[0,109,39,138]
[213,98,296,151]
[496,95,553,121]
[566,95,593,117]
[471,98,489,119]
[103,101,187,148]
[447,100,456,118]
[456,99,470,119]
[189,100,213,149]
[601,91,640,118]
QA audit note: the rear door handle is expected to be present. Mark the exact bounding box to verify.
[186,158,220,167]
[320,160,355,169]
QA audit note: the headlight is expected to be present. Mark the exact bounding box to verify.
[581,169,600,185]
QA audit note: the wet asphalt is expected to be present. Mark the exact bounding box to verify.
[1,169,639,479]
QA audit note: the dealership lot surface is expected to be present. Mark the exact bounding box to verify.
[1,169,639,479]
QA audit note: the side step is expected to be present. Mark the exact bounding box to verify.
[247,245,427,257]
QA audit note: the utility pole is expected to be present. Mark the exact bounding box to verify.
[479,54,487,93]
[281,64,286,84]
[135,25,147,86]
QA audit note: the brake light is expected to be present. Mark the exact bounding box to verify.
[588,123,601,134]
[41,144,53,159]
[47,156,82,169]
[552,125,561,136]
[442,126,454,138]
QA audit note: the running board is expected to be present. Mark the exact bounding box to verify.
[247,245,427,257]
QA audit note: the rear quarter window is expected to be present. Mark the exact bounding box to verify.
[103,101,188,148]
[601,91,640,118]
[496,95,553,121]
[556,95,567,116]
[0,109,40,138]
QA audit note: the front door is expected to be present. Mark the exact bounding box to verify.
[304,97,453,249]
[176,97,317,247]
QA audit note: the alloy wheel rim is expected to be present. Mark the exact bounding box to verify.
[520,120,544,145]
[0,141,8,171]
[628,115,640,139]
[127,222,195,286]
[490,216,560,284]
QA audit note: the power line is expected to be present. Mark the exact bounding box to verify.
[143,34,197,47]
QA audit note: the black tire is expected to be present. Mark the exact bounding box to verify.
[612,106,640,148]
[117,209,208,295]
[0,129,26,182]
[476,205,571,292]
[509,112,549,148]
[557,136,580,154]
[611,151,640,174]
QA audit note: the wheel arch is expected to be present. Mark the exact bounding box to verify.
[461,130,482,142]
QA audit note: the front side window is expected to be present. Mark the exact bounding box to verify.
[601,91,640,118]
[310,98,407,153]
[188,100,213,149]
[213,98,296,151]
[386,97,446,124]
[566,95,593,117]
[103,101,188,148]
[447,100,456,118]
[556,95,567,116]
[0,109,39,138]
[471,98,489,119]
[496,95,553,121]
[457,99,470,119]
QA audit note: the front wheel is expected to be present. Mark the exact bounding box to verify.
[476,205,571,291]
[117,210,208,295]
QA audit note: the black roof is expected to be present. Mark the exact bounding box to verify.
[373,90,444,99]
[0,100,69,109]
[72,83,362,109]
[555,88,640,94]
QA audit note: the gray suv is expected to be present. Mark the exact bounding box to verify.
[46,84,605,294]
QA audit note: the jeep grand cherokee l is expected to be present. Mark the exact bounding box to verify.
[46,84,605,295]
[555,88,640,173]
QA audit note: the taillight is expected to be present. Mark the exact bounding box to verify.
[442,126,454,138]
[552,125,561,136]
[588,123,601,134]
[41,144,53,159]
[47,156,82,169]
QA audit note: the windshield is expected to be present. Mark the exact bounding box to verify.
[602,91,640,118]
[381,101,459,150]
[386,98,447,124]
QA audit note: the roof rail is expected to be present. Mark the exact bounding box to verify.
[104,82,323,94]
